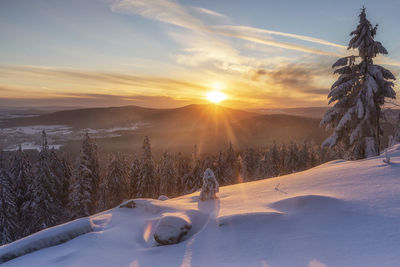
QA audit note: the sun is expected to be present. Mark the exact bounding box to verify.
[207,91,227,104]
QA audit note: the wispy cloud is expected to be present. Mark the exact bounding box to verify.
[210,27,341,57]
[191,7,227,18]
[0,64,212,103]
[111,0,205,31]
[110,0,345,57]
[212,25,346,49]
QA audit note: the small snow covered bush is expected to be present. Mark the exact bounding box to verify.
[199,168,219,201]
[158,195,169,201]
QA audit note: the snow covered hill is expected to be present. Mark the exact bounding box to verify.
[2,145,400,267]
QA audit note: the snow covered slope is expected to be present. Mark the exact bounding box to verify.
[2,145,400,267]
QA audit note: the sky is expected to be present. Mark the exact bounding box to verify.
[1,0,399,109]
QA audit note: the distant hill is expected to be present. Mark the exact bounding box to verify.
[1,105,165,129]
[233,114,328,147]
[1,104,255,129]
[1,104,331,154]
[249,107,329,118]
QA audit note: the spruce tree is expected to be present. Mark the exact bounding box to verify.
[183,145,203,194]
[129,157,141,198]
[49,149,72,221]
[158,152,176,197]
[68,133,100,218]
[299,142,310,171]
[256,149,271,179]
[183,159,202,194]
[287,142,299,173]
[9,145,34,238]
[137,136,157,198]
[214,152,226,186]
[0,154,18,245]
[240,147,258,181]
[321,7,396,159]
[105,153,130,208]
[270,142,280,177]
[31,131,60,230]
[279,144,288,175]
[97,176,107,212]
[68,157,92,219]
[224,142,239,184]
[175,153,191,195]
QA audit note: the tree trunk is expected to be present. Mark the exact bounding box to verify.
[377,108,381,155]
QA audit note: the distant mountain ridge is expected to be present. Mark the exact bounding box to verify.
[1,104,255,129]
[1,104,332,154]
[248,107,329,118]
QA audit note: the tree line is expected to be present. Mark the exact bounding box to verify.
[0,131,338,245]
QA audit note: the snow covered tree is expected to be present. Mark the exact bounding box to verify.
[68,159,92,219]
[129,157,141,198]
[68,133,100,218]
[256,149,271,179]
[30,131,62,230]
[183,158,202,194]
[286,142,300,173]
[9,145,35,238]
[224,142,239,184]
[279,144,288,175]
[182,145,204,194]
[240,147,258,181]
[321,7,396,159]
[97,177,107,212]
[298,142,310,171]
[0,154,18,244]
[175,153,191,195]
[137,136,157,198]
[309,144,318,168]
[199,168,219,201]
[213,152,226,185]
[49,149,72,220]
[158,152,176,197]
[31,131,61,230]
[270,142,280,177]
[105,154,130,208]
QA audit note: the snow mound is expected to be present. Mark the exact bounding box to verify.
[270,195,344,213]
[0,218,94,264]
[153,214,192,245]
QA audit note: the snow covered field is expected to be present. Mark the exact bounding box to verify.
[2,145,400,266]
[3,142,64,152]
[0,123,141,151]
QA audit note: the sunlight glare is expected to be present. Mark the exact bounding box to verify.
[207,91,227,104]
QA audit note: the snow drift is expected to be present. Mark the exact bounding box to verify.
[2,145,400,266]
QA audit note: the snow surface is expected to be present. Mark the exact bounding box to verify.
[2,145,400,266]
[3,142,63,152]
[0,217,97,263]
